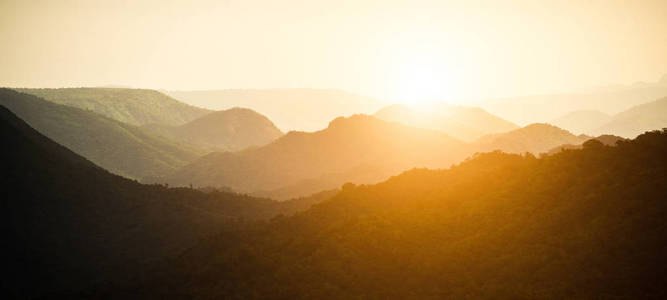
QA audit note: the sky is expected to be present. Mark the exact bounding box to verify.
[1,0,666,104]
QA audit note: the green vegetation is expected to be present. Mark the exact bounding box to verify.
[108,129,667,299]
[0,106,326,299]
[16,87,211,126]
[0,89,204,179]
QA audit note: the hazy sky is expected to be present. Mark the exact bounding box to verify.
[1,0,666,103]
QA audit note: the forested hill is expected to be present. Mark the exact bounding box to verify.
[16,87,211,126]
[0,105,325,299]
[118,129,667,299]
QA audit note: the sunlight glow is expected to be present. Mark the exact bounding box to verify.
[382,31,464,108]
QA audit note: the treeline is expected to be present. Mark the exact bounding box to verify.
[89,129,667,299]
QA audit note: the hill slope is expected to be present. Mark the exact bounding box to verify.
[374,103,518,141]
[593,97,667,138]
[474,123,590,154]
[165,89,386,132]
[16,88,211,126]
[143,107,283,152]
[0,89,203,179]
[0,105,323,298]
[549,110,612,134]
[163,115,468,198]
[117,129,667,299]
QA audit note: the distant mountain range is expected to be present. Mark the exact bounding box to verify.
[0,105,325,298]
[374,103,518,141]
[0,89,204,179]
[165,88,387,132]
[5,87,666,200]
[592,97,667,138]
[478,80,667,125]
[549,110,612,134]
[550,97,667,138]
[161,115,469,198]
[161,116,599,199]
[142,107,283,152]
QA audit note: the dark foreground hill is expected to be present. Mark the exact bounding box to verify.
[0,106,326,299]
[0,89,204,179]
[111,129,667,299]
[16,88,211,126]
[142,107,283,152]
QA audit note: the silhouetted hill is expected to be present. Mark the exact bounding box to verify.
[593,97,667,138]
[16,87,211,126]
[111,129,667,299]
[374,103,518,141]
[474,123,590,154]
[162,115,467,198]
[0,106,326,298]
[0,89,203,179]
[549,110,612,134]
[165,89,386,131]
[142,107,283,152]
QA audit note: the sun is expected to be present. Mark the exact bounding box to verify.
[392,54,455,108]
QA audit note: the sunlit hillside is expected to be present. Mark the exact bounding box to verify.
[99,130,667,299]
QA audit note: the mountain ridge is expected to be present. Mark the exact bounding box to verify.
[142,107,283,152]
[16,87,211,126]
